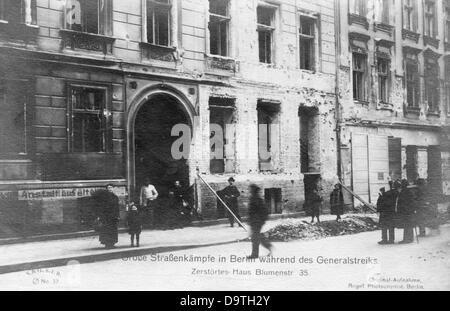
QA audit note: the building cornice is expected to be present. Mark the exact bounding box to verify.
[344,120,444,132]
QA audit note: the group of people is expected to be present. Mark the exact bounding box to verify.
[304,183,346,223]
[376,178,440,245]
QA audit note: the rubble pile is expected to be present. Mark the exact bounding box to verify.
[264,216,379,242]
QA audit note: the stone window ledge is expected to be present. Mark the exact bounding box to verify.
[374,23,394,36]
[426,110,440,117]
[140,42,177,63]
[205,54,238,74]
[348,13,369,30]
[377,101,394,111]
[402,29,420,43]
[60,29,116,55]
[423,35,440,49]
[354,100,369,106]
[405,106,421,115]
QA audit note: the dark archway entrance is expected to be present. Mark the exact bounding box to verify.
[134,93,190,201]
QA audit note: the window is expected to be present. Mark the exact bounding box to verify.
[299,15,316,71]
[209,97,236,174]
[403,0,417,31]
[378,58,390,103]
[425,59,440,113]
[69,86,110,153]
[0,79,28,155]
[257,100,280,171]
[257,5,276,64]
[375,0,390,24]
[146,0,171,46]
[352,53,367,101]
[406,62,420,108]
[406,145,418,182]
[445,5,450,43]
[209,0,230,56]
[424,0,437,38]
[349,0,366,16]
[65,0,112,35]
[0,0,36,25]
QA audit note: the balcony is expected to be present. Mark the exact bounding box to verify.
[205,54,238,75]
[423,35,440,49]
[402,29,420,43]
[140,42,177,63]
[60,29,115,55]
[374,23,394,37]
[348,13,369,30]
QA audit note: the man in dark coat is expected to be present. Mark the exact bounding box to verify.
[247,184,272,259]
[172,180,191,226]
[96,184,120,249]
[330,184,344,221]
[397,179,416,244]
[127,202,142,247]
[376,183,397,244]
[309,187,323,223]
[221,177,242,227]
[415,179,440,236]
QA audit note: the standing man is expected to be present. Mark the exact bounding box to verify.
[247,184,272,259]
[221,177,241,227]
[140,178,158,228]
[376,183,397,244]
[310,187,323,224]
[97,184,120,249]
[397,179,416,244]
[330,184,344,221]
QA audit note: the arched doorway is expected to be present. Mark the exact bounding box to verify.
[133,93,191,199]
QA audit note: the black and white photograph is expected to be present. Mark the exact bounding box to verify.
[0,0,449,293]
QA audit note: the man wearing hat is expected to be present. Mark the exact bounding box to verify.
[221,177,242,227]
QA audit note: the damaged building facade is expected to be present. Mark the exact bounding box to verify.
[0,0,338,237]
[337,0,450,205]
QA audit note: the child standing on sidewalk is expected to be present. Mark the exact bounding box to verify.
[127,202,142,247]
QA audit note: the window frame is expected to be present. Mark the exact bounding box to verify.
[424,0,437,38]
[298,13,317,71]
[64,0,112,36]
[144,0,172,47]
[352,52,368,102]
[424,58,440,113]
[377,57,390,104]
[349,0,367,16]
[445,4,450,43]
[257,3,277,64]
[405,60,420,109]
[67,83,112,154]
[0,0,37,25]
[375,0,390,25]
[403,0,417,32]
[208,0,231,57]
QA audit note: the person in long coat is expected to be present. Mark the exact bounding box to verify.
[330,184,344,221]
[221,177,241,227]
[127,202,142,247]
[97,184,120,249]
[415,179,440,236]
[376,183,397,244]
[247,184,272,259]
[397,179,416,244]
[309,187,323,223]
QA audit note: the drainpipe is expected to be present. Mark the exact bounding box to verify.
[334,0,343,182]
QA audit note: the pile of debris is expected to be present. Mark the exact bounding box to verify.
[264,216,379,242]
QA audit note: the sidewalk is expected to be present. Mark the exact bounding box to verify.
[0,214,341,274]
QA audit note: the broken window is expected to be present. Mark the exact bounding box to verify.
[425,58,440,113]
[424,0,437,38]
[69,86,110,153]
[209,0,230,56]
[65,0,112,35]
[264,188,282,214]
[257,100,280,172]
[257,5,276,64]
[0,79,28,155]
[406,145,418,182]
[377,58,390,103]
[403,0,417,31]
[445,4,450,43]
[209,97,236,174]
[299,15,316,71]
[349,0,366,16]
[352,53,367,101]
[299,106,320,173]
[0,0,37,24]
[147,0,171,46]
[406,61,420,108]
[375,0,390,24]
